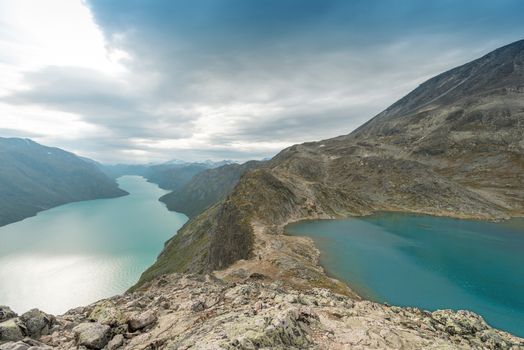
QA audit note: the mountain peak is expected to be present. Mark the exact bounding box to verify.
[352,39,524,138]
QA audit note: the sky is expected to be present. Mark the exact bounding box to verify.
[0,0,523,163]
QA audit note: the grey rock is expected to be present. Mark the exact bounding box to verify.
[19,309,55,338]
[88,301,123,326]
[0,339,53,350]
[127,311,157,331]
[0,319,24,343]
[190,300,206,312]
[106,334,124,350]
[73,322,110,349]
[0,307,17,323]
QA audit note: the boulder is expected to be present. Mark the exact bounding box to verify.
[0,319,24,343]
[107,334,124,350]
[73,322,110,349]
[0,339,53,350]
[127,311,157,332]
[0,308,16,323]
[89,301,124,326]
[19,309,55,338]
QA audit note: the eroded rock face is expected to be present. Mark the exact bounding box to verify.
[8,274,522,350]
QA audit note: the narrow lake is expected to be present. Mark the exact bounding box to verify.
[286,213,524,337]
[0,175,187,314]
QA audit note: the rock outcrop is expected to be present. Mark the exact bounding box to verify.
[1,274,523,349]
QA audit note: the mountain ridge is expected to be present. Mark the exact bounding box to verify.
[136,39,524,293]
[159,160,264,218]
[0,137,127,227]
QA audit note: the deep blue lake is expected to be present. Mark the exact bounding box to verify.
[0,176,187,314]
[286,213,524,337]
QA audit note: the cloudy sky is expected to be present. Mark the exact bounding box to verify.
[1,0,523,163]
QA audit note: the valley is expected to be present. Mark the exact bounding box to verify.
[1,39,524,349]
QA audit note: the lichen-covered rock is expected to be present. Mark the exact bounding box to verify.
[89,301,124,326]
[229,307,318,349]
[0,308,16,324]
[0,319,24,343]
[431,310,489,336]
[73,322,110,349]
[19,309,55,338]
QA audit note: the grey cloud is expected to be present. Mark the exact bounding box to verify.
[4,0,524,162]
[0,128,44,139]
[3,66,193,140]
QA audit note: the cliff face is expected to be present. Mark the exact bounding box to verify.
[136,40,524,291]
[0,138,127,227]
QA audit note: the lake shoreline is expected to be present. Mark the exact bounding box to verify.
[0,176,187,315]
[285,212,524,337]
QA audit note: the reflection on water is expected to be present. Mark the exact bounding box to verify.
[0,176,187,314]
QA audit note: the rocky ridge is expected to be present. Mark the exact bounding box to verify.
[159,160,264,218]
[136,40,524,293]
[1,274,523,349]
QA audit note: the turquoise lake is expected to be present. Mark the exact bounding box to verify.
[0,176,187,314]
[286,213,524,337]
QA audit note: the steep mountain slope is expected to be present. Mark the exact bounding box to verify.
[145,163,211,191]
[136,40,524,291]
[159,160,264,217]
[0,138,127,226]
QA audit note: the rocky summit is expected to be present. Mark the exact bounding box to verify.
[1,274,523,349]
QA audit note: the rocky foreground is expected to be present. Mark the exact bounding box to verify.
[1,274,523,349]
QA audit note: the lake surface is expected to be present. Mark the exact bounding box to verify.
[0,176,187,314]
[286,213,524,337]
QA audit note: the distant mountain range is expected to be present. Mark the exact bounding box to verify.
[159,160,264,217]
[0,138,126,227]
[0,138,239,227]
[163,159,236,168]
[99,159,238,190]
[136,39,524,291]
